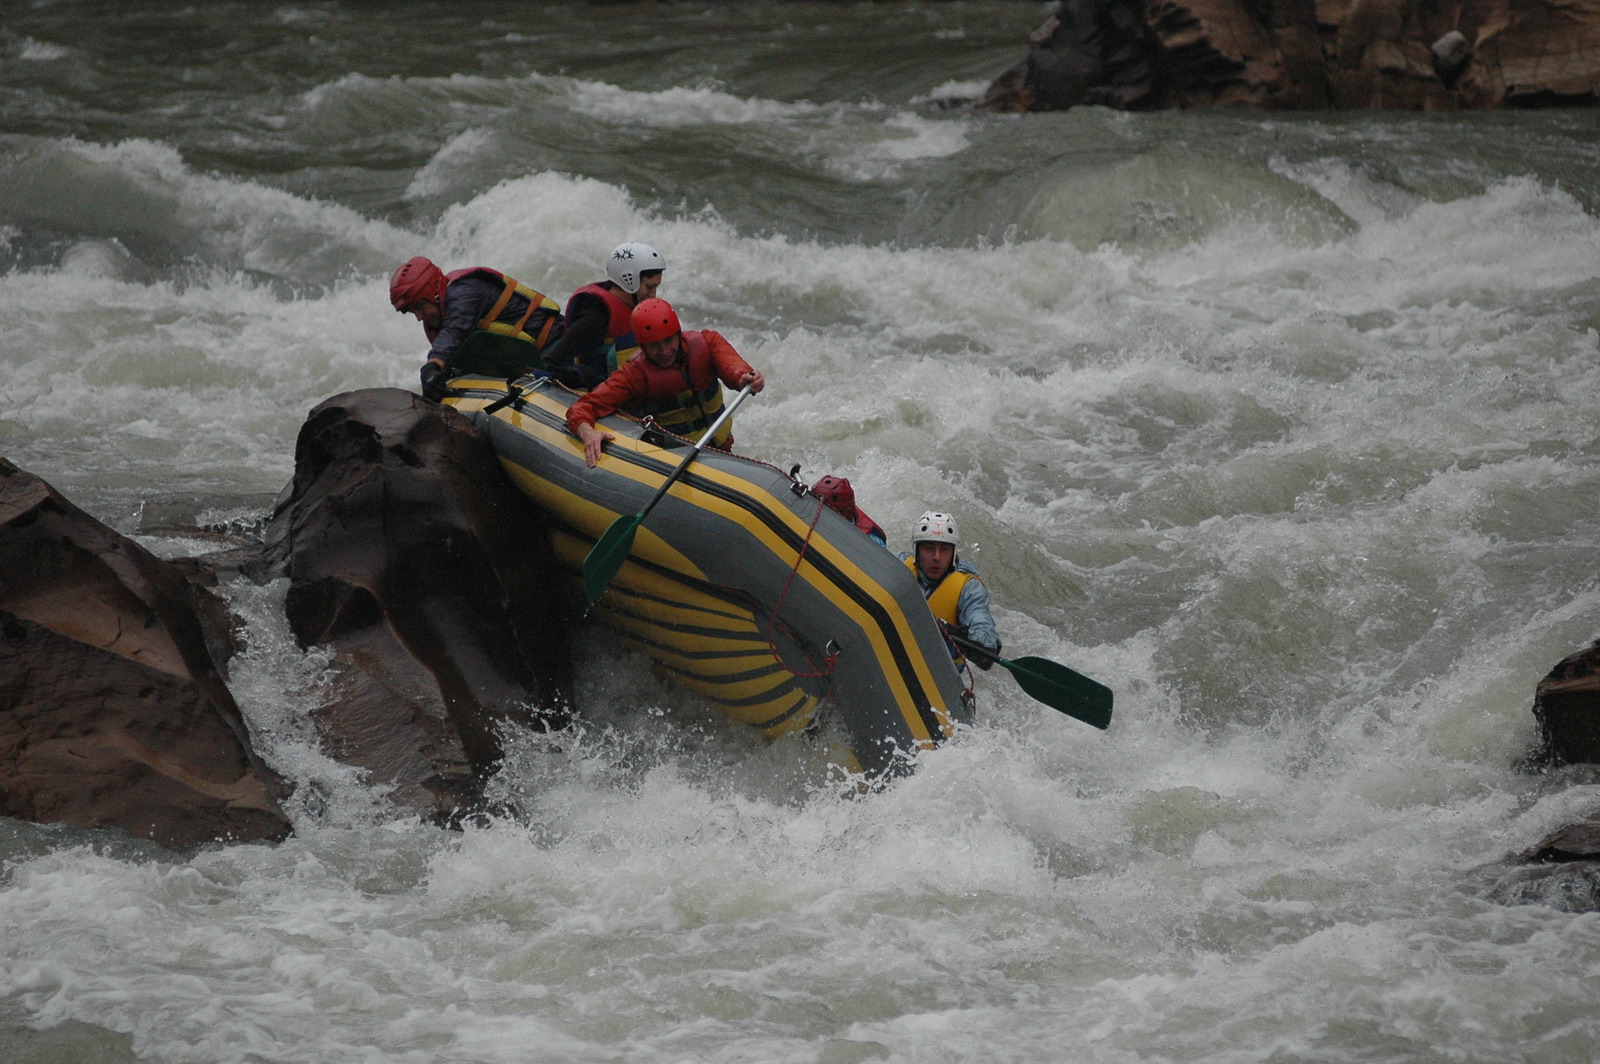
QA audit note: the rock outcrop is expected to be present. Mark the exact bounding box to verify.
[977,0,1600,112]
[0,459,292,848]
[1482,642,1600,912]
[258,389,574,822]
[1486,816,1600,912]
[1527,639,1600,767]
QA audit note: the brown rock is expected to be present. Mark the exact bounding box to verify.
[975,1,1162,112]
[1485,859,1600,910]
[259,389,573,821]
[977,0,1600,112]
[1529,639,1600,766]
[1523,818,1600,862]
[1486,814,1600,911]
[0,459,291,847]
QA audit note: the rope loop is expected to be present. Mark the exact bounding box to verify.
[766,498,839,679]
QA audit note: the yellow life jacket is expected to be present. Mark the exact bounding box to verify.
[905,557,976,668]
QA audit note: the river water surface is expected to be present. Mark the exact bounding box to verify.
[5,3,1600,1062]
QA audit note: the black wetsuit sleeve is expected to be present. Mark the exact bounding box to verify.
[539,293,612,388]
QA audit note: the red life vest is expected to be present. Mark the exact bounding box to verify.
[853,509,887,542]
[630,332,731,447]
[565,282,640,370]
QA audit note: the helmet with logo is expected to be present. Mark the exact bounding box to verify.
[811,476,857,519]
[389,256,446,312]
[632,297,682,344]
[607,241,666,294]
[911,510,957,545]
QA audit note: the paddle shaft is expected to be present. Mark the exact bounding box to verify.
[944,629,1113,729]
[581,382,756,603]
[634,382,756,518]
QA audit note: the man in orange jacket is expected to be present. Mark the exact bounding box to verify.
[566,298,765,468]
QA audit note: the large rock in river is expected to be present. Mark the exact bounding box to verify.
[1481,641,1600,912]
[976,0,1600,112]
[1526,639,1600,767]
[0,458,292,848]
[257,388,573,822]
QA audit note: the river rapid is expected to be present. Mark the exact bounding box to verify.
[6,3,1600,1062]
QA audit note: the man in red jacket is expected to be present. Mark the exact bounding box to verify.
[567,298,765,468]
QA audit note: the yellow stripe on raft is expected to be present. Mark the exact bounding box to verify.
[641,667,817,734]
[660,460,953,746]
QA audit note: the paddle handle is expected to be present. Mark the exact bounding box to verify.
[943,628,999,666]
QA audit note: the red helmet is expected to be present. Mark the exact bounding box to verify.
[390,256,445,312]
[632,297,681,343]
[812,475,857,519]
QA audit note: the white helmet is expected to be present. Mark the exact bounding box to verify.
[911,510,958,545]
[607,241,665,294]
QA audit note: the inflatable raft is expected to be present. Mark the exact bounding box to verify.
[444,374,971,777]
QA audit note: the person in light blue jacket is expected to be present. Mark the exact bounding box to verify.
[897,510,1001,671]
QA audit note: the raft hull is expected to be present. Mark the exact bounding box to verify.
[446,375,970,776]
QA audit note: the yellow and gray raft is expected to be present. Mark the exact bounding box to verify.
[445,374,970,777]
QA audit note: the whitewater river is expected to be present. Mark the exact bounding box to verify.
[6,3,1600,1062]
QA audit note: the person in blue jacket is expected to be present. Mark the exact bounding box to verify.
[389,256,563,401]
[897,510,1001,671]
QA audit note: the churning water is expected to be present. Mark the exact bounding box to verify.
[5,3,1600,1062]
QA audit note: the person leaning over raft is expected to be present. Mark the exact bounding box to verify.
[538,241,665,389]
[390,256,564,402]
[811,475,888,546]
[898,510,1001,671]
[566,297,765,468]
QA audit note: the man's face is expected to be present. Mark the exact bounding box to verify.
[642,335,680,367]
[916,541,955,581]
[408,298,442,332]
[636,270,663,301]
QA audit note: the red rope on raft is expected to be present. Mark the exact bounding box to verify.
[766,498,840,679]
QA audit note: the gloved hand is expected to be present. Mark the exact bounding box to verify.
[420,361,449,402]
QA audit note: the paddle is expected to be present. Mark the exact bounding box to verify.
[581,382,756,604]
[944,629,1113,729]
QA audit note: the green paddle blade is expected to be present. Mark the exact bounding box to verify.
[944,630,1112,729]
[583,513,644,604]
[999,655,1113,729]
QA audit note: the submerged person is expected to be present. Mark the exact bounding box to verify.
[539,241,665,389]
[899,510,1001,672]
[566,297,764,468]
[390,256,564,402]
[811,475,887,546]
